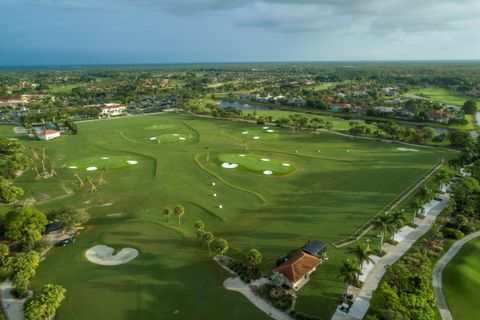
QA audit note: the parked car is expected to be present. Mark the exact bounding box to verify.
[56,237,76,247]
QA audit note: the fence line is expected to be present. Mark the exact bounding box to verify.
[332,159,444,248]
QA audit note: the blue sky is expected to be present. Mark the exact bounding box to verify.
[1,0,480,66]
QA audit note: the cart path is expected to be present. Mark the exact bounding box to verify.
[432,230,480,320]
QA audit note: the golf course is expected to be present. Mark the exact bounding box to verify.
[443,237,480,320]
[0,113,453,319]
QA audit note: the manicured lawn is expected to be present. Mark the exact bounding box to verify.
[443,237,480,320]
[408,87,479,106]
[0,114,453,319]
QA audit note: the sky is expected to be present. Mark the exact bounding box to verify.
[1,0,480,66]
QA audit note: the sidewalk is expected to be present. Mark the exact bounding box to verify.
[0,279,31,320]
[332,194,450,320]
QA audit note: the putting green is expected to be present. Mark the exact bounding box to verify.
[68,156,139,171]
[153,133,191,144]
[216,153,295,175]
[237,127,278,140]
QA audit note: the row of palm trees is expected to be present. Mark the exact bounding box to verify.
[336,168,452,304]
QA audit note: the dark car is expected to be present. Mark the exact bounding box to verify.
[56,237,76,247]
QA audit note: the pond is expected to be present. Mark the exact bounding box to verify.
[218,100,270,110]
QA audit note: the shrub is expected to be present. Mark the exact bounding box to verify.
[442,227,464,239]
[227,260,261,283]
[255,284,294,312]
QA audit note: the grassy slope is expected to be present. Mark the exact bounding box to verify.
[443,237,480,320]
[0,116,453,319]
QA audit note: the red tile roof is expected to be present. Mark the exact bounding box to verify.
[273,250,321,283]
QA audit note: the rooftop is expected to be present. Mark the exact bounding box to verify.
[273,250,321,283]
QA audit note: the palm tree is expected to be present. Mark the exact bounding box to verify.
[337,259,359,302]
[194,220,205,231]
[163,207,172,222]
[201,231,215,255]
[418,186,434,203]
[247,249,262,267]
[434,168,452,192]
[215,238,229,258]
[388,210,407,241]
[346,243,374,280]
[410,198,424,225]
[371,212,391,254]
[174,205,185,227]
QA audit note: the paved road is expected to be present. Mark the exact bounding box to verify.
[432,230,480,320]
[332,194,450,320]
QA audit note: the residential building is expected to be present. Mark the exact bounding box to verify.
[273,250,321,290]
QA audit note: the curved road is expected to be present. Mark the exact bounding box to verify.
[432,231,480,320]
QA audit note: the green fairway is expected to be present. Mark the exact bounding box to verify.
[408,87,479,106]
[216,153,295,175]
[0,114,453,320]
[443,237,480,320]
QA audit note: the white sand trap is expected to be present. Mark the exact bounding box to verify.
[261,158,270,162]
[263,170,273,175]
[68,166,77,169]
[239,154,246,157]
[149,137,157,140]
[100,202,113,207]
[241,131,249,134]
[253,136,260,140]
[262,126,269,129]
[179,137,186,140]
[85,245,138,266]
[86,166,98,171]
[282,163,291,167]
[222,163,238,169]
[218,204,223,209]
[127,160,138,165]
[101,157,109,160]
[266,129,274,133]
[397,147,419,152]
[171,133,180,136]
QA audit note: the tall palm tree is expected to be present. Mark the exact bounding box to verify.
[174,205,185,227]
[346,243,374,280]
[434,168,452,192]
[388,210,407,241]
[418,186,434,203]
[163,207,172,222]
[410,198,424,225]
[337,259,359,302]
[371,212,391,254]
[201,231,215,256]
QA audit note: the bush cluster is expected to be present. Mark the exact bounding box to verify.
[255,284,295,312]
[228,260,261,283]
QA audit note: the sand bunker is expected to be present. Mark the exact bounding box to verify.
[179,137,186,140]
[68,166,78,169]
[262,126,269,130]
[171,133,180,136]
[253,136,260,140]
[101,157,109,160]
[266,129,274,133]
[239,154,246,157]
[282,163,291,167]
[86,166,98,171]
[222,163,238,169]
[263,170,273,175]
[260,158,270,162]
[241,131,249,134]
[85,245,138,266]
[149,137,157,140]
[127,160,138,165]
[397,147,419,152]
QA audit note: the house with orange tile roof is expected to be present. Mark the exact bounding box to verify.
[273,250,322,290]
[36,129,61,141]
